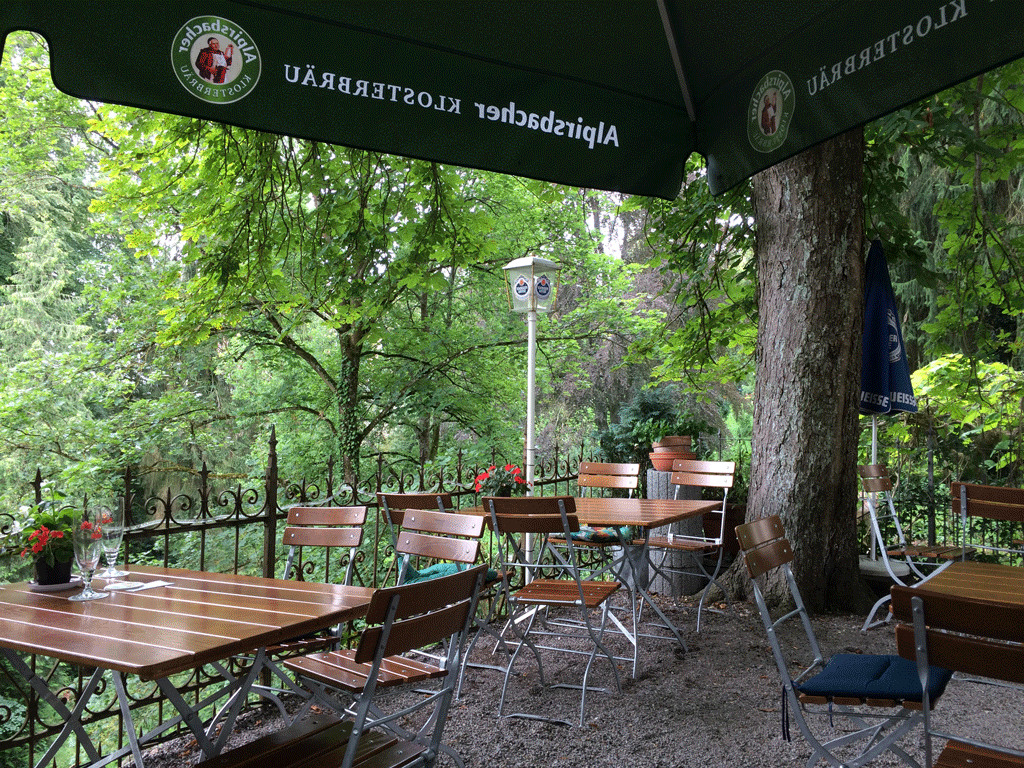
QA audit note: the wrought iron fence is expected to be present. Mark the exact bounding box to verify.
[0,428,585,767]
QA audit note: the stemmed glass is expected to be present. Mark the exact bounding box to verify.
[69,506,110,602]
[97,499,128,580]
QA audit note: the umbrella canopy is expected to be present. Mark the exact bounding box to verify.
[3,1,1023,200]
[860,240,917,419]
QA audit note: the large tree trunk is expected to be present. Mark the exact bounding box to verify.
[745,129,866,613]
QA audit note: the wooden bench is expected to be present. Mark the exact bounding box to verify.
[200,713,426,768]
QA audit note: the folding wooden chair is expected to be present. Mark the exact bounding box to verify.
[736,515,953,768]
[562,462,641,548]
[282,505,366,587]
[485,495,624,726]
[646,459,734,631]
[858,465,958,632]
[577,461,640,497]
[951,481,1024,563]
[378,495,505,693]
[390,507,507,697]
[280,565,487,768]
[891,584,1024,768]
[218,506,367,719]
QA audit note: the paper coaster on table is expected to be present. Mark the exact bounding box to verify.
[104,580,146,591]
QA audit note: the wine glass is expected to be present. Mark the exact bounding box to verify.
[69,507,110,602]
[97,499,127,580]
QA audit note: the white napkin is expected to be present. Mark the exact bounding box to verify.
[104,580,174,592]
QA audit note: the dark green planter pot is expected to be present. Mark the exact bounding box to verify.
[35,558,73,585]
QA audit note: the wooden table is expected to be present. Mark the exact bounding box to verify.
[0,565,374,768]
[464,496,720,673]
[464,495,717,531]
[907,559,1024,608]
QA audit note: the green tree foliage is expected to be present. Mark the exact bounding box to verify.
[910,354,1024,483]
[85,109,650,488]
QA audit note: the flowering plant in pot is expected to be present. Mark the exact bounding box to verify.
[473,464,530,496]
[14,503,77,584]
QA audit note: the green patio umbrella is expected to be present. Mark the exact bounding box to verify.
[3,1,1022,200]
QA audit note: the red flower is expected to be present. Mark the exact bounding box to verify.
[472,463,530,495]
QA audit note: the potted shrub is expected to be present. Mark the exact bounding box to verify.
[15,503,77,585]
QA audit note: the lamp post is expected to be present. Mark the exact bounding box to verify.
[502,256,560,495]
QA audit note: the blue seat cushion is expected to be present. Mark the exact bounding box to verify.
[569,525,629,543]
[796,654,952,702]
[402,561,498,584]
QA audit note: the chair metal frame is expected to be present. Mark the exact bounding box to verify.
[485,494,624,726]
[646,459,734,631]
[286,565,488,768]
[737,514,946,768]
[858,465,957,632]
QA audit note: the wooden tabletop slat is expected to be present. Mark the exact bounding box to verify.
[919,561,1024,607]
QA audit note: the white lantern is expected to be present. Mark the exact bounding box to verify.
[503,256,559,314]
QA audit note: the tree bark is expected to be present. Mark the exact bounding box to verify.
[745,129,866,613]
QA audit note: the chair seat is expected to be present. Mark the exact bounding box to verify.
[285,649,447,694]
[646,534,718,553]
[795,653,953,706]
[887,544,970,560]
[511,578,619,608]
[264,631,337,658]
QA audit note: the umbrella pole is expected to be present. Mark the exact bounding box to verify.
[869,415,879,560]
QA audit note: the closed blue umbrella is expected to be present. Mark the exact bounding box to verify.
[860,240,917,463]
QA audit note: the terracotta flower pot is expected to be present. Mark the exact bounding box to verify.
[649,451,698,471]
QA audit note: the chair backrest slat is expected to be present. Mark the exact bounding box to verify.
[578,462,640,477]
[951,481,1024,522]
[488,510,581,534]
[890,585,1023,645]
[365,563,485,625]
[577,462,639,497]
[668,470,733,489]
[287,506,367,527]
[742,536,794,579]
[283,527,362,549]
[401,508,484,538]
[397,530,480,564]
[377,492,454,528]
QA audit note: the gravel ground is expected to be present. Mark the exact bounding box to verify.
[132,592,1024,768]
